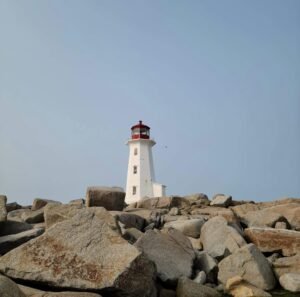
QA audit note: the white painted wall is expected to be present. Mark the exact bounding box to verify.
[125,138,166,204]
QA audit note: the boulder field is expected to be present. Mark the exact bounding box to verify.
[0,191,299,297]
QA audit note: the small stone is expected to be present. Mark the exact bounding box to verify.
[193,271,206,284]
[279,273,300,292]
[31,198,61,211]
[210,194,232,207]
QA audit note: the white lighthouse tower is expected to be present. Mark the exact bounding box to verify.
[125,121,166,204]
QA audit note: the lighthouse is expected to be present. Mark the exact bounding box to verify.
[125,121,166,204]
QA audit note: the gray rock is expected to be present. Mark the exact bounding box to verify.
[245,227,300,256]
[135,228,195,284]
[7,208,44,224]
[184,193,210,206]
[191,207,237,223]
[200,216,246,259]
[0,207,156,297]
[279,273,300,292]
[194,251,218,283]
[86,186,125,211]
[31,198,61,211]
[275,221,288,229]
[137,196,190,210]
[159,288,176,297]
[188,236,202,250]
[0,195,7,221]
[69,198,85,206]
[19,284,102,296]
[44,203,84,229]
[125,208,167,227]
[176,277,221,297]
[218,243,276,291]
[0,228,44,255]
[273,254,300,278]
[163,218,205,238]
[210,194,232,207]
[6,202,22,212]
[0,221,33,236]
[0,274,26,297]
[110,211,146,230]
[193,271,206,284]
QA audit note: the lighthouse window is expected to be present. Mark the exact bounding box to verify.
[134,148,138,155]
[133,166,137,174]
[132,186,137,195]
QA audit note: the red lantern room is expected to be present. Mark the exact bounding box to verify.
[131,120,150,140]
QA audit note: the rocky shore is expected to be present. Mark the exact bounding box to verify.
[0,188,299,297]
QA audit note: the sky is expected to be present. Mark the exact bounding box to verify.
[0,0,299,205]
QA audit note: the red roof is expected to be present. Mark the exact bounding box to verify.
[131,120,150,130]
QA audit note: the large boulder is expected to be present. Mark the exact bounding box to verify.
[110,211,146,230]
[273,254,300,278]
[245,227,300,256]
[125,208,167,227]
[7,208,44,224]
[210,194,232,208]
[241,209,290,228]
[135,228,195,284]
[218,243,276,291]
[0,228,44,255]
[200,216,246,259]
[191,207,237,223]
[279,273,300,292]
[6,202,22,212]
[176,277,221,297]
[31,198,61,211]
[44,203,84,229]
[0,274,26,297]
[184,193,210,206]
[0,208,156,297]
[86,186,125,211]
[19,285,102,297]
[163,218,205,238]
[0,195,7,222]
[137,196,190,210]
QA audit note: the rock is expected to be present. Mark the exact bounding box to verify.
[169,207,180,216]
[0,274,26,297]
[137,196,190,210]
[0,195,7,221]
[230,203,260,220]
[200,216,246,259]
[0,221,33,236]
[267,253,280,264]
[0,228,44,255]
[279,273,300,292]
[69,198,85,206]
[19,284,102,296]
[163,214,190,223]
[184,193,210,206]
[191,207,237,223]
[163,218,205,238]
[6,202,22,212]
[210,194,232,207]
[135,228,195,284]
[159,288,176,297]
[110,211,146,230]
[176,277,221,297]
[273,254,300,277]
[44,203,84,229]
[193,271,206,284]
[123,227,143,243]
[31,198,61,211]
[194,251,218,283]
[19,285,102,297]
[245,227,300,256]
[275,221,288,229]
[86,186,125,211]
[0,208,156,297]
[7,208,44,224]
[188,237,202,250]
[226,276,271,297]
[125,208,167,227]
[218,243,276,290]
[242,210,290,228]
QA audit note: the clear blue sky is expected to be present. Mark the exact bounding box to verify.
[0,0,299,205]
